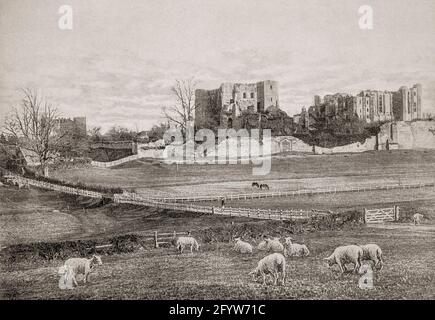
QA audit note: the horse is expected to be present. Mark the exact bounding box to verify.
[260,184,269,190]
[252,182,259,188]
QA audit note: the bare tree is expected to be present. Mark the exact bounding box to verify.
[3,89,62,177]
[163,78,197,135]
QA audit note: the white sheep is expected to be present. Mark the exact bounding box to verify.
[412,213,424,225]
[284,237,310,257]
[257,239,268,251]
[249,253,286,286]
[359,244,383,270]
[324,245,363,274]
[233,237,253,254]
[175,236,200,254]
[63,255,102,284]
[261,238,285,254]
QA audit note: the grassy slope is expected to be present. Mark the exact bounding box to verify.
[50,150,435,191]
[1,226,433,300]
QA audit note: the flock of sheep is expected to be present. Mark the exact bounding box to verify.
[174,234,384,286]
[57,234,385,289]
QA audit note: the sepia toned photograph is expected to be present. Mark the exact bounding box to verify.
[0,0,434,304]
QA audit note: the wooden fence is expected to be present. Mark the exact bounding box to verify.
[150,182,435,203]
[3,175,104,199]
[91,154,141,168]
[113,193,331,221]
[93,230,189,250]
[364,205,399,223]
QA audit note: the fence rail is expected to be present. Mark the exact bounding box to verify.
[113,193,331,222]
[91,154,141,168]
[3,175,104,199]
[149,182,435,203]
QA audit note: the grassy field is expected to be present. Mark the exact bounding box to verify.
[50,150,435,198]
[1,225,434,300]
[0,187,259,246]
[224,188,435,213]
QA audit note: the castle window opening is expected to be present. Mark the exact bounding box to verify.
[250,92,254,98]
[243,93,246,99]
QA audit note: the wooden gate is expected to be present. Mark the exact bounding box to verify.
[364,206,399,223]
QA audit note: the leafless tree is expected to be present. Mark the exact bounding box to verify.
[163,78,197,135]
[3,89,62,176]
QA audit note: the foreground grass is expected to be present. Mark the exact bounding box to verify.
[1,226,433,300]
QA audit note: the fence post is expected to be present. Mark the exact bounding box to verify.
[280,210,283,221]
[154,231,159,248]
[363,208,367,224]
[394,205,400,221]
[268,209,271,220]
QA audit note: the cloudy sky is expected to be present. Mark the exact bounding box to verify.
[1,0,435,132]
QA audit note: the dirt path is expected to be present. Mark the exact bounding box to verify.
[368,222,435,234]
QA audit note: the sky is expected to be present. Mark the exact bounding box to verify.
[1,0,435,132]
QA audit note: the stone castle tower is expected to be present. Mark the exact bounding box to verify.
[195,80,279,130]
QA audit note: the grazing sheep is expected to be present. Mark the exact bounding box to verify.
[249,253,286,286]
[412,213,424,225]
[257,239,268,251]
[284,237,310,257]
[233,237,253,254]
[359,244,383,270]
[324,245,363,274]
[58,265,76,290]
[262,238,285,253]
[175,236,200,254]
[63,255,102,284]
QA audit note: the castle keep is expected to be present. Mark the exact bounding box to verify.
[195,80,279,130]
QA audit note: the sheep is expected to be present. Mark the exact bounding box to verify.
[58,265,76,290]
[63,255,102,284]
[174,236,200,254]
[324,245,363,274]
[249,253,286,286]
[258,238,285,254]
[359,244,383,270]
[284,237,310,257]
[233,237,253,254]
[412,213,424,225]
[257,239,268,251]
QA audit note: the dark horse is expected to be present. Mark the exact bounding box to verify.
[252,182,260,188]
[260,184,269,190]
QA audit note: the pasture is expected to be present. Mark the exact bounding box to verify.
[1,225,434,299]
[50,150,435,200]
